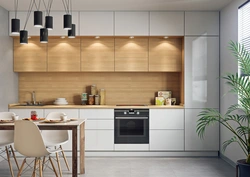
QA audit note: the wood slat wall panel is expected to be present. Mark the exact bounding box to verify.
[19,72,181,105]
[48,38,81,72]
[115,38,149,71]
[149,38,182,72]
[81,37,115,71]
[14,38,47,72]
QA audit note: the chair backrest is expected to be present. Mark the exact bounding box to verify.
[14,120,49,157]
[0,112,16,146]
[43,112,69,142]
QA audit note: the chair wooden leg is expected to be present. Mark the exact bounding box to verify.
[32,158,37,177]
[5,146,14,177]
[56,152,62,177]
[17,158,26,177]
[10,145,19,170]
[49,156,59,177]
[60,145,70,171]
[42,156,46,171]
[39,158,43,177]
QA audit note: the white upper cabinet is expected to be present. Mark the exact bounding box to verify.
[115,12,149,36]
[80,12,114,36]
[185,36,219,109]
[150,12,184,36]
[46,11,79,36]
[185,109,219,151]
[185,12,219,36]
[9,11,41,36]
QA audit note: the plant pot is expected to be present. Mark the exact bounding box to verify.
[237,159,250,177]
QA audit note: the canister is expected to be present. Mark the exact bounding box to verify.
[91,85,97,95]
[88,95,94,105]
[100,89,106,105]
[95,95,100,105]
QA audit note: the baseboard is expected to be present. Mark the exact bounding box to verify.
[219,152,236,168]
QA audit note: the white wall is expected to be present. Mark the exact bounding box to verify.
[220,0,246,163]
[0,6,18,111]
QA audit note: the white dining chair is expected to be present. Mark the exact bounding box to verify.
[0,112,19,177]
[14,120,62,177]
[42,112,70,171]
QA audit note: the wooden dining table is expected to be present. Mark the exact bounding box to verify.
[0,119,86,177]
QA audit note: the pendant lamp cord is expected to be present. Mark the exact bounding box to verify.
[62,0,71,14]
[24,0,34,30]
[42,0,53,16]
[34,0,41,11]
[14,0,18,19]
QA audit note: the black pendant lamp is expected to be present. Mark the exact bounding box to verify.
[63,14,72,30]
[20,30,28,44]
[45,16,53,30]
[40,28,48,43]
[34,11,43,27]
[11,18,20,34]
[68,24,75,38]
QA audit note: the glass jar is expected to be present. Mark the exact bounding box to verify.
[95,95,100,105]
[100,89,106,105]
[91,85,97,95]
[88,95,94,105]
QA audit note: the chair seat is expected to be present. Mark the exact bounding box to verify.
[0,142,13,147]
[44,139,69,147]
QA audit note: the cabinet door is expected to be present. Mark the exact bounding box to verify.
[81,37,115,71]
[80,109,114,119]
[80,12,114,36]
[9,11,41,36]
[14,38,47,72]
[85,130,114,150]
[150,109,184,130]
[185,12,219,36]
[9,109,44,119]
[115,37,148,71]
[48,38,80,71]
[44,109,79,118]
[185,37,219,108]
[150,12,184,36]
[46,12,79,36]
[150,130,184,151]
[149,37,183,72]
[185,109,219,151]
[115,12,149,36]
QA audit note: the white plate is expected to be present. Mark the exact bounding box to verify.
[54,102,68,105]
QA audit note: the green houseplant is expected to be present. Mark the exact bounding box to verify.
[196,41,250,177]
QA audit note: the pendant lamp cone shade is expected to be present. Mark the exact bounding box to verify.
[20,30,28,44]
[40,28,48,43]
[68,24,76,38]
[63,14,72,30]
[34,11,43,27]
[11,18,20,34]
[45,16,53,30]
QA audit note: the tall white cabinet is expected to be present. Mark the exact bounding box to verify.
[184,11,219,151]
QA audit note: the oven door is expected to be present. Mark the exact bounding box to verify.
[114,116,149,144]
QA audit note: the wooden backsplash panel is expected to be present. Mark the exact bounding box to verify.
[115,38,149,71]
[149,37,182,72]
[81,37,115,71]
[48,38,81,71]
[19,72,181,105]
[14,38,47,72]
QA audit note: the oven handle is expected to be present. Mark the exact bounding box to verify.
[115,117,148,120]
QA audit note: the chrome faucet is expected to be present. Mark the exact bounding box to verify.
[32,91,36,105]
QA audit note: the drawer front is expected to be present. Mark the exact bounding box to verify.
[85,120,114,130]
[80,109,114,119]
[150,109,184,129]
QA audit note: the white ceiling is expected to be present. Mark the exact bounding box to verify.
[0,0,233,11]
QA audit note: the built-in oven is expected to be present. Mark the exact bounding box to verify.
[114,109,149,144]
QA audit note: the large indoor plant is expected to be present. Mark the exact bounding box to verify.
[196,41,250,177]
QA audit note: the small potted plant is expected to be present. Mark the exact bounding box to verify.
[196,41,250,177]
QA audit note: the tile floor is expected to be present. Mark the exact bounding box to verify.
[0,157,235,177]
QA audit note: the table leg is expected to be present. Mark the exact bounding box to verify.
[72,127,77,177]
[80,122,85,174]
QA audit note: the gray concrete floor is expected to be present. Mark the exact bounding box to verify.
[0,157,235,177]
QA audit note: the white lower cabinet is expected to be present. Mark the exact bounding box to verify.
[150,130,184,151]
[185,109,219,151]
[9,109,44,119]
[44,109,79,118]
[85,130,114,151]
